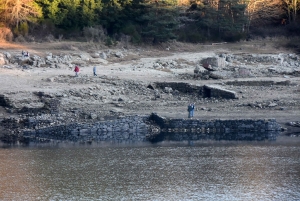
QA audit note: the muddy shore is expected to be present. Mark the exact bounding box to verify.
[0,40,299,142]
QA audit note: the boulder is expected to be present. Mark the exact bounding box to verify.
[164,87,173,93]
[194,65,206,74]
[115,51,124,58]
[90,113,97,119]
[100,52,107,60]
[209,71,233,79]
[80,54,91,61]
[0,53,6,65]
[91,53,100,58]
[5,52,12,60]
[201,56,226,68]
[268,103,278,107]
[47,77,56,82]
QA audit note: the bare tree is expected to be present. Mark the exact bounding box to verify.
[244,0,285,28]
[0,0,42,28]
[282,0,300,23]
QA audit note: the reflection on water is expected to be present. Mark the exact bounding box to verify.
[150,130,279,143]
[0,136,300,200]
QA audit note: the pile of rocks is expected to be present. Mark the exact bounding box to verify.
[0,49,127,69]
[193,53,300,80]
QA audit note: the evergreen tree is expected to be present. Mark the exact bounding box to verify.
[218,0,247,31]
[100,0,134,34]
[139,1,179,43]
[81,0,101,27]
[37,0,102,29]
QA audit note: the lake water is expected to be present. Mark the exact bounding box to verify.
[0,136,300,201]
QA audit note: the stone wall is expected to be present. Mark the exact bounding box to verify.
[20,113,282,144]
[23,115,150,143]
[225,80,291,86]
[154,82,238,99]
[154,82,202,95]
[149,113,281,132]
[203,85,237,99]
[0,94,12,107]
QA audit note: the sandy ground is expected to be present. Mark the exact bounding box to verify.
[0,40,299,134]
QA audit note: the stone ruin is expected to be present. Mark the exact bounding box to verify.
[194,53,300,80]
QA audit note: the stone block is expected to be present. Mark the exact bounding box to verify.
[201,57,226,68]
[203,85,237,99]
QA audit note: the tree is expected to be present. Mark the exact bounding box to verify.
[217,0,247,36]
[99,0,134,35]
[139,1,179,43]
[244,0,285,27]
[81,0,99,26]
[0,0,42,29]
[36,0,102,30]
[282,0,300,23]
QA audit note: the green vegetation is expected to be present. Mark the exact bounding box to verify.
[0,0,300,44]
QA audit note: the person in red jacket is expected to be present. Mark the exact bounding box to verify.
[74,66,79,77]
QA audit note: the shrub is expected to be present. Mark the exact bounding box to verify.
[104,36,115,47]
[250,26,288,38]
[222,32,246,42]
[285,37,300,53]
[286,23,300,36]
[19,22,29,36]
[44,34,55,42]
[25,35,35,42]
[14,35,26,42]
[83,26,107,42]
[0,27,13,41]
[177,30,205,43]
[12,22,29,37]
[121,24,142,44]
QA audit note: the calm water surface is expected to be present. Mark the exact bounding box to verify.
[0,136,300,201]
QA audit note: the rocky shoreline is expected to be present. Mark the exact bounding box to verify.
[0,41,300,144]
[0,113,284,145]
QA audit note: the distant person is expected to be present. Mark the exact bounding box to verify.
[93,66,97,76]
[26,51,30,57]
[74,65,80,77]
[190,103,195,118]
[21,50,24,57]
[188,103,192,118]
[188,103,195,118]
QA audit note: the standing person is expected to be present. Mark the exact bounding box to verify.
[190,103,195,118]
[188,103,192,118]
[21,50,24,57]
[74,65,80,77]
[93,66,97,76]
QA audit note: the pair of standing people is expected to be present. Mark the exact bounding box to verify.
[74,66,97,77]
[188,103,195,118]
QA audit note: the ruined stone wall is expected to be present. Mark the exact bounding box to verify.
[225,80,291,86]
[154,82,202,95]
[23,115,150,143]
[0,94,12,107]
[154,82,238,99]
[203,85,237,99]
[149,113,281,133]
[21,114,282,144]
